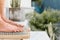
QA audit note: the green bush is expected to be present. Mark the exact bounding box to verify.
[29,9,60,31]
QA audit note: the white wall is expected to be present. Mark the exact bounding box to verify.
[4,0,10,19]
[5,0,31,8]
[20,0,31,8]
[5,0,10,7]
[4,0,34,20]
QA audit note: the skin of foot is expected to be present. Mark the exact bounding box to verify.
[1,16,24,27]
[0,17,23,32]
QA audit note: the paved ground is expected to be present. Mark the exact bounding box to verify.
[30,31,50,40]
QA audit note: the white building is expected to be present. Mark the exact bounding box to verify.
[5,0,34,20]
[5,0,32,8]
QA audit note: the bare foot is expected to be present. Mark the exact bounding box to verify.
[0,0,23,32]
[1,15,24,27]
[0,17,23,32]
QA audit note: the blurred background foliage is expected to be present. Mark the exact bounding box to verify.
[10,0,20,8]
[26,9,60,31]
[25,9,60,40]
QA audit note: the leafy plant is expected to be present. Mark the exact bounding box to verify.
[26,9,60,40]
[29,9,60,31]
[11,0,20,8]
